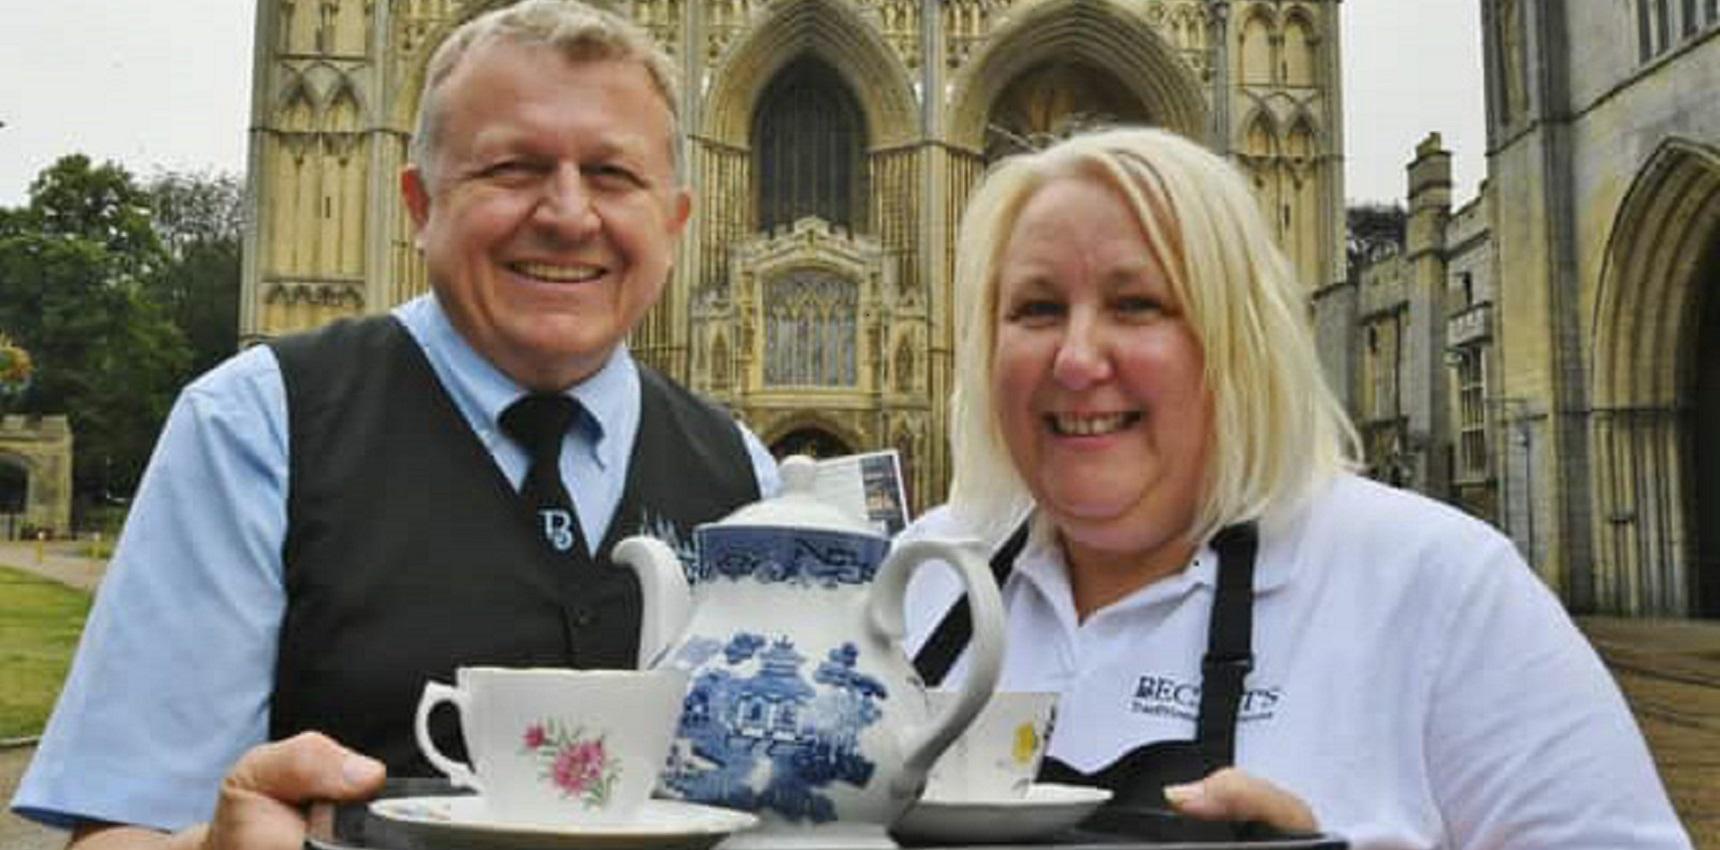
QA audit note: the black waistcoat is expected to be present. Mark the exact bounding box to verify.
[266,316,758,774]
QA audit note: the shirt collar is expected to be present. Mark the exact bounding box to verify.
[1008,509,1302,621]
[394,293,639,471]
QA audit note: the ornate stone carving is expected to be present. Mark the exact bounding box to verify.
[706,0,760,63]
[263,280,367,308]
[859,0,921,70]
[623,0,682,62]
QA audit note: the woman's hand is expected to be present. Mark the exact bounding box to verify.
[1164,766,1318,834]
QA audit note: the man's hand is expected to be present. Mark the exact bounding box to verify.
[1163,766,1318,834]
[70,732,385,850]
[204,732,386,849]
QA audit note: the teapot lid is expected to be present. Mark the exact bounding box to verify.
[714,455,878,536]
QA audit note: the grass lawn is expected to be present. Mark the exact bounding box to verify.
[0,566,91,739]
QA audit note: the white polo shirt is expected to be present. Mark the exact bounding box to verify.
[901,473,1690,850]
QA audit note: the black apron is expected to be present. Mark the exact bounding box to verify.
[913,521,1282,842]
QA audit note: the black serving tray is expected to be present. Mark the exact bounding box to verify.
[303,778,1347,850]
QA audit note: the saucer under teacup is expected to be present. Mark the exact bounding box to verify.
[892,782,1111,845]
[369,794,759,850]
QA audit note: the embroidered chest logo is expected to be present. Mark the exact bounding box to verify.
[539,509,578,552]
[1131,675,1283,723]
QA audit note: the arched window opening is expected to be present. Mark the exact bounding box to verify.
[764,269,858,387]
[772,427,853,460]
[753,56,868,232]
[984,60,1152,162]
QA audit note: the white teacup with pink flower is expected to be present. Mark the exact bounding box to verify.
[414,667,686,825]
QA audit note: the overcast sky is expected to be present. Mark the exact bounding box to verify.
[0,1,1486,209]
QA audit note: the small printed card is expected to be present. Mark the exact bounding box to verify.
[812,449,909,537]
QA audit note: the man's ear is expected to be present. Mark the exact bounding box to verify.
[401,165,432,242]
[669,187,692,237]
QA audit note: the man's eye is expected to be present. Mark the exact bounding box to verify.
[585,164,643,186]
[478,160,542,180]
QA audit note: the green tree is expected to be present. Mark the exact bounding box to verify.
[0,155,191,502]
[1346,202,1407,282]
[145,170,243,375]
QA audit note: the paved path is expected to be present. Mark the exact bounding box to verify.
[0,540,103,592]
[2,744,62,850]
[1,550,1715,847]
[1580,617,1720,848]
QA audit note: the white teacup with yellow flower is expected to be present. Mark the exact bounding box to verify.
[922,689,1058,801]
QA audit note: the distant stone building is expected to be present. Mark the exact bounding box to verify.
[1328,1,1720,618]
[0,415,73,537]
[240,0,1347,512]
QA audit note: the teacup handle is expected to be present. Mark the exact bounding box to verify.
[413,680,481,792]
[866,537,1005,799]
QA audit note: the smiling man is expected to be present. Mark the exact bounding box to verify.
[11,3,778,848]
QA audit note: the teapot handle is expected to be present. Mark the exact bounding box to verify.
[866,537,1005,799]
[613,536,693,669]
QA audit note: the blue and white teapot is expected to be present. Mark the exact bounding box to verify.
[613,456,1005,848]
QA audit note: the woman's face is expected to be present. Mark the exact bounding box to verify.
[991,175,1212,578]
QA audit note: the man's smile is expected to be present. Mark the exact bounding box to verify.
[509,261,607,283]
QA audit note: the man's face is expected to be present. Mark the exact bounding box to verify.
[402,41,690,390]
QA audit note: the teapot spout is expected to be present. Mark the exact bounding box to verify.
[612,536,692,669]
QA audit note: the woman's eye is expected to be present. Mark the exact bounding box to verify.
[1113,295,1165,318]
[1005,299,1064,323]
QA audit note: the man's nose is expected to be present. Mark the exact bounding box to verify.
[1051,312,1112,387]
[535,166,599,237]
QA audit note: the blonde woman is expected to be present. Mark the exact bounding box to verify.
[903,127,1687,849]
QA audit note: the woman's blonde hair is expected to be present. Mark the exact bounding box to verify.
[947,126,1359,545]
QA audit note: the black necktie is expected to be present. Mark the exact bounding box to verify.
[499,393,586,556]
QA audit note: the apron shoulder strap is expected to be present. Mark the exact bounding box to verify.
[1196,522,1259,766]
[911,517,1031,686]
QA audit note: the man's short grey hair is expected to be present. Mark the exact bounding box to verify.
[946,126,1360,546]
[409,0,682,185]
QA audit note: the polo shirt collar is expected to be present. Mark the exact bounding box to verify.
[1008,506,1308,621]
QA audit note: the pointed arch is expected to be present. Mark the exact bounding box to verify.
[1240,108,1280,158]
[1238,5,1276,85]
[711,332,732,390]
[752,55,869,232]
[279,76,317,133]
[765,413,864,458]
[948,0,1209,151]
[1285,113,1318,160]
[1589,138,1720,616]
[702,0,918,148]
[1592,138,1720,408]
[893,333,915,394]
[324,78,363,133]
[1282,5,1320,87]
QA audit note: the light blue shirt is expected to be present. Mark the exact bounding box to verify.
[11,294,779,831]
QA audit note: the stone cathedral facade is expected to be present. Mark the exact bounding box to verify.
[1331,2,1720,618]
[240,0,1345,512]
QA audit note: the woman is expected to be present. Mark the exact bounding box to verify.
[902,127,1689,848]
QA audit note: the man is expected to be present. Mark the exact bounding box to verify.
[11,3,778,847]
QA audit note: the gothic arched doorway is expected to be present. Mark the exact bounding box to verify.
[1691,235,1720,617]
[0,457,26,539]
[1591,138,1720,616]
[985,59,1153,161]
[771,427,852,461]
